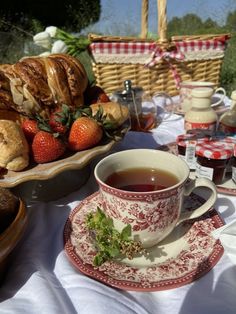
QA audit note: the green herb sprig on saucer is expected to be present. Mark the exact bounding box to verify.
[86,207,147,266]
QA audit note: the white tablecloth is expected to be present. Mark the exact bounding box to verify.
[1,106,236,314]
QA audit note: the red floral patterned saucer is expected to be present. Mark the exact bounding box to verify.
[64,191,224,291]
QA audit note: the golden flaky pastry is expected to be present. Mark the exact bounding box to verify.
[90,101,129,127]
[0,54,88,119]
[0,120,29,171]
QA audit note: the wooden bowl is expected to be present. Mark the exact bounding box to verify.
[0,199,27,283]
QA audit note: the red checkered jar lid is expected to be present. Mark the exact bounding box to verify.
[196,141,233,160]
[177,134,196,147]
[177,134,209,147]
[220,136,236,146]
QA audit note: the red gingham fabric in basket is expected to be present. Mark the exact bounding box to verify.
[90,36,228,55]
[175,36,227,52]
[196,141,233,160]
[90,42,156,54]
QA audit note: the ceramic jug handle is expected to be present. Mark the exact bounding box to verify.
[211,87,226,108]
[177,177,217,225]
[153,92,174,121]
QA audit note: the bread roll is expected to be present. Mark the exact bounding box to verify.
[0,120,29,171]
[90,102,129,127]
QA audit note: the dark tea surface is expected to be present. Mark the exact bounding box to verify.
[105,167,179,192]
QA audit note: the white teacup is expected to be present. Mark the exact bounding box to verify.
[180,81,226,112]
[94,149,217,248]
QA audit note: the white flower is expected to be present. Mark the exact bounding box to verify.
[33,32,52,49]
[51,40,68,53]
[39,51,51,57]
[45,26,58,38]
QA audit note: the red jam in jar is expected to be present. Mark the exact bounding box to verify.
[176,134,209,170]
[176,134,197,170]
[195,141,233,184]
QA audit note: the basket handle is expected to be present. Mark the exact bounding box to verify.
[141,0,168,43]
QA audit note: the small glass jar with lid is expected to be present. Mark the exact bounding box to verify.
[195,141,233,184]
[176,134,209,170]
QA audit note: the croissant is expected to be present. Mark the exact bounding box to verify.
[0,53,88,119]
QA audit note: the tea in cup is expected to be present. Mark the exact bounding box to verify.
[94,149,217,248]
[179,81,226,113]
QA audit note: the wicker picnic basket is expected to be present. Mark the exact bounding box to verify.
[88,0,230,96]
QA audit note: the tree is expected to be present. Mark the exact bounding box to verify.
[226,10,236,32]
[203,18,219,29]
[181,14,203,34]
[167,17,183,36]
[167,14,204,36]
[0,0,101,33]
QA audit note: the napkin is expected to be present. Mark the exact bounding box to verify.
[212,219,236,264]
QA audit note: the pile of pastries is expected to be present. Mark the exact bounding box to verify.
[0,53,88,118]
[0,53,129,173]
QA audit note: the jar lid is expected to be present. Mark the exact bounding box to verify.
[176,134,196,147]
[220,136,236,146]
[196,141,233,159]
[177,134,210,147]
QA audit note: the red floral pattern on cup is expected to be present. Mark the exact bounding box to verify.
[64,192,224,291]
[94,149,217,248]
[100,190,180,233]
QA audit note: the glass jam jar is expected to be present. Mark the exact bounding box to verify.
[177,134,211,170]
[176,134,198,170]
[195,141,233,184]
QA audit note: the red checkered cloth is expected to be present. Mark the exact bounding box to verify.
[90,42,156,54]
[89,36,228,56]
[175,36,228,52]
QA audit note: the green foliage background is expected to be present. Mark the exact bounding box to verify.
[165,12,236,95]
[0,9,236,95]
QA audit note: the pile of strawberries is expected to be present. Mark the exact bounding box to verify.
[21,86,111,164]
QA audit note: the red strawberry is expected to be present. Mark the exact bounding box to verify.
[32,131,66,163]
[49,105,72,134]
[21,119,39,142]
[68,117,103,151]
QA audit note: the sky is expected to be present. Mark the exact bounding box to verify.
[85,0,236,35]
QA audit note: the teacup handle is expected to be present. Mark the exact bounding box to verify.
[153,92,174,121]
[177,177,217,225]
[211,87,226,108]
